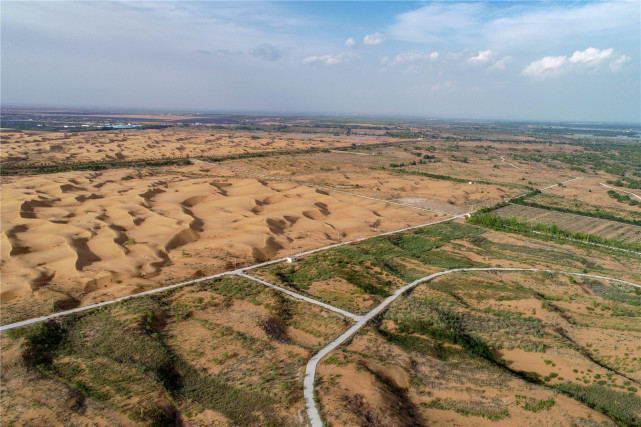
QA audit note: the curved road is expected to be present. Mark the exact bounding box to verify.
[303,267,640,427]
[599,182,641,202]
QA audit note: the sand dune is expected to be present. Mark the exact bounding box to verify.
[1,165,436,323]
[0,128,383,164]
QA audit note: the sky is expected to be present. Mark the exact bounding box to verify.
[1,1,639,123]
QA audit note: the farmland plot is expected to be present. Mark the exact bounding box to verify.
[494,204,641,243]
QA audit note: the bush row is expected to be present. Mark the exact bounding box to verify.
[468,212,641,253]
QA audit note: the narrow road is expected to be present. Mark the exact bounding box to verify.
[303,267,640,427]
[599,182,641,201]
[0,271,229,332]
[0,171,607,333]
[500,155,522,169]
[0,214,468,332]
[235,272,362,321]
[539,176,581,191]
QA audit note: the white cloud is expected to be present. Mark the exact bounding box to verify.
[609,54,631,71]
[391,51,422,65]
[302,53,346,66]
[489,55,512,71]
[468,50,494,64]
[388,3,481,44]
[390,51,439,66]
[523,47,628,78]
[363,32,385,45]
[344,37,356,48]
[569,47,613,65]
[486,2,639,50]
[522,55,568,78]
[387,2,638,57]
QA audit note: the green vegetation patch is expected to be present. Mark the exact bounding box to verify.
[515,395,555,412]
[5,285,310,425]
[554,383,641,426]
[583,279,641,307]
[469,212,641,253]
[607,190,641,208]
[266,222,485,290]
[421,397,510,420]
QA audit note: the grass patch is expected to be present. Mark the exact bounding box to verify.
[554,383,641,426]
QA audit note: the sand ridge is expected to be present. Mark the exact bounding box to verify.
[0,128,386,164]
[1,165,436,324]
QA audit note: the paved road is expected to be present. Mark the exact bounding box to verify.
[236,272,362,321]
[0,171,617,333]
[599,182,641,202]
[0,271,230,332]
[0,214,468,333]
[303,267,640,427]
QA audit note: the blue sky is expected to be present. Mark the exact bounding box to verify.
[1,1,639,122]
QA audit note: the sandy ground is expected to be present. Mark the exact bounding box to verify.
[314,268,641,426]
[1,164,437,324]
[227,153,525,212]
[0,128,385,163]
[0,275,350,426]
[315,329,614,427]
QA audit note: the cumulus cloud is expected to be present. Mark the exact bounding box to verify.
[609,55,631,71]
[363,32,385,45]
[302,53,346,66]
[569,47,614,65]
[344,37,356,48]
[522,55,568,78]
[468,49,494,64]
[523,47,627,78]
[249,43,285,61]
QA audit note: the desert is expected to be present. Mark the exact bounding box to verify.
[2,114,640,426]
